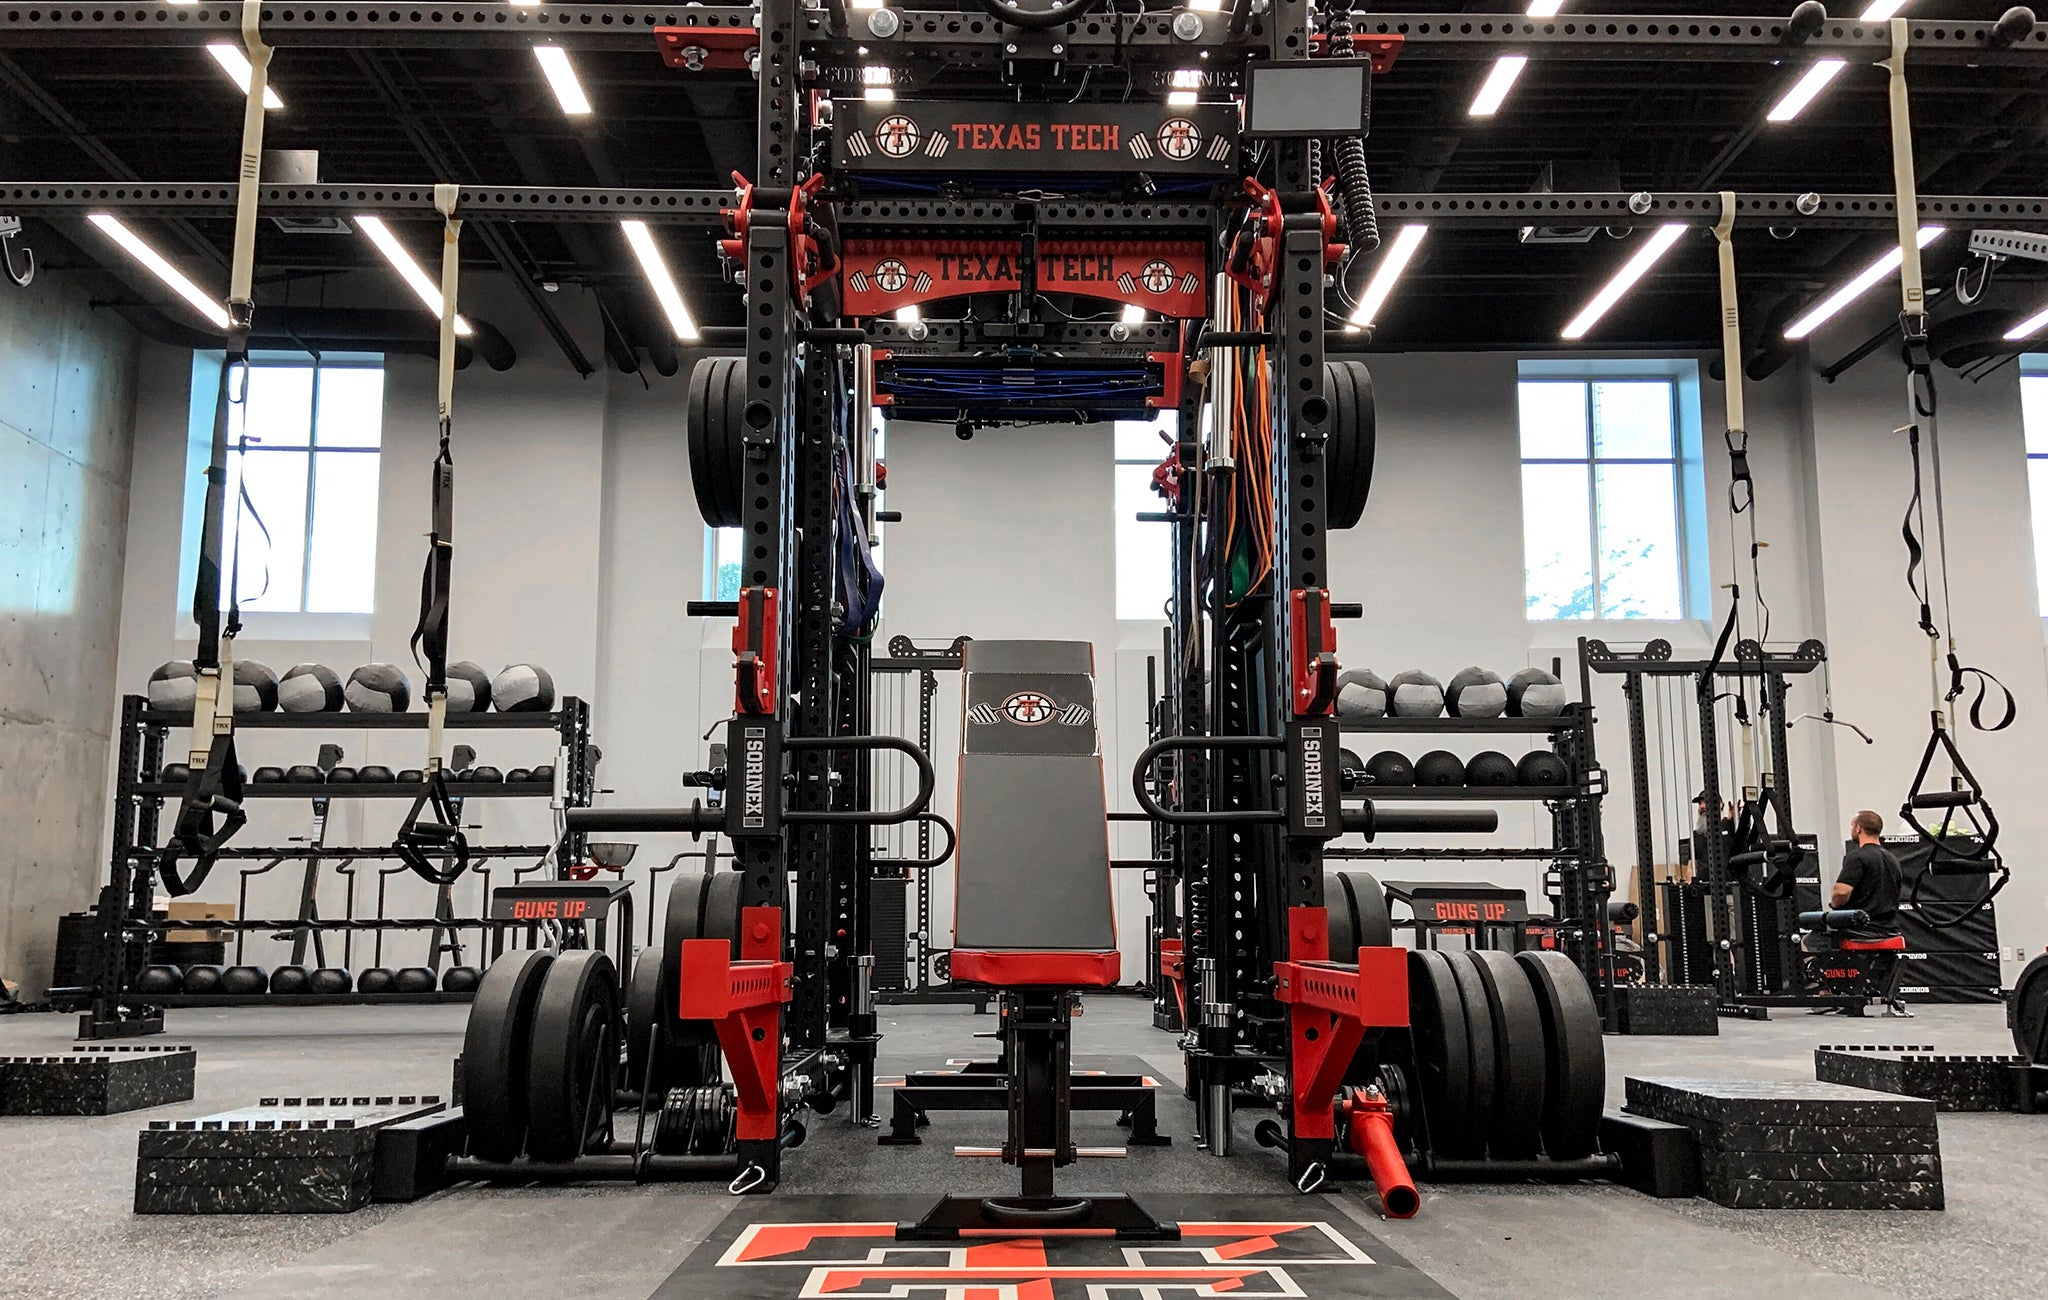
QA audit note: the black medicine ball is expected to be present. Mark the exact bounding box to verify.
[285,764,323,783]
[181,964,225,994]
[309,968,353,994]
[1414,750,1467,787]
[326,766,359,783]
[393,967,438,993]
[134,964,183,994]
[221,965,269,995]
[1363,751,1415,787]
[357,967,397,994]
[269,965,312,994]
[442,965,482,993]
[357,765,396,783]
[1465,751,1519,788]
[252,765,287,784]
[1517,750,1569,786]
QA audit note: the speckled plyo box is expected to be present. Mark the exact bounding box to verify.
[1624,1076,1944,1211]
[1610,985,1719,1036]
[0,1045,195,1115]
[135,1094,443,1214]
[1814,1044,2031,1112]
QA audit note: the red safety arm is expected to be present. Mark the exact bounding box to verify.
[1273,906,1407,1140]
[1290,589,1339,717]
[733,587,779,715]
[678,904,792,1141]
[1158,937,1187,1026]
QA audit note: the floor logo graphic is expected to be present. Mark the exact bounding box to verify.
[713,1219,1381,1298]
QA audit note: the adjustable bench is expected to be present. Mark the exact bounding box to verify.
[1801,909,1910,1017]
[897,639,1178,1240]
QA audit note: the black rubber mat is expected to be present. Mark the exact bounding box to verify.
[650,1194,1454,1298]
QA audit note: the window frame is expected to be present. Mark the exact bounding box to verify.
[1114,412,1177,622]
[2019,360,2048,621]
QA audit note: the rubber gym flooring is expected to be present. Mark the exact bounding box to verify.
[0,996,2042,1300]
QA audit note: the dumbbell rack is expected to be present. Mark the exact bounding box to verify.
[69,694,598,1038]
[1332,706,1614,1023]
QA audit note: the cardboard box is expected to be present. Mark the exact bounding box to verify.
[163,902,235,944]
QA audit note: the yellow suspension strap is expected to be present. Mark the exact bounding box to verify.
[164,0,273,895]
[1884,18,2012,868]
[395,184,471,888]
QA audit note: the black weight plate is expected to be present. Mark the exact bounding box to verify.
[713,356,746,528]
[1467,950,1547,1158]
[1442,949,1497,1147]
[700,869,745,952]
[661,873,718,1088]
[1323,871,1359,962]
[525,949,622,1162]
[625,948,667,1093]
[686,357,720,527]
[2012,953,2048,1061]
[460,948,555,1162]
[1515,951,1607,1159]
[1337,870,1394,949]
[1345,361,1377,528]
[1407,950,1479,1158]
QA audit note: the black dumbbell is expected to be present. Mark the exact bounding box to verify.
[504,767,533,783]
[358,765,396,783]
[285,764,323,783]
[397,768,424,784]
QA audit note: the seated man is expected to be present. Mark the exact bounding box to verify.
[1801,809,1904,954]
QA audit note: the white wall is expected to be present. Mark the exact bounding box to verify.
[104,276,2048,983]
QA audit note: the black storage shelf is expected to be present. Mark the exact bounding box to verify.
[137,991,476,1008]
[1346,785,1576,802]
[139,709,569,730]
[1338,716,1575,734]
[133,781,554,800]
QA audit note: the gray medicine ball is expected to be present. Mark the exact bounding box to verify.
[491,663,556,713]
[345,663,412,713]
[1445,666,1508,719]
[445,660,493,713]
[1388,669,1445,719]
[278,663,344,712]
[233,659,279,713]
[1334,668,1389,720]
[148,661,199,713]
[1507,667,1568,718]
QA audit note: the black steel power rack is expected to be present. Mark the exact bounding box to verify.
[70,693,596,1039]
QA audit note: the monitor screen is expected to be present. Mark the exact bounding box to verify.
[1245,62,1369,137]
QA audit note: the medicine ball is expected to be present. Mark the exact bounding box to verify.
[397,768,424,783]
[504,767,533,783]
[531,764,555,783]
[492,663,556,713]
[284,764,323,783]
[148,660,199,713]
[345,663,412,713]
[221,965,269,995]
[1414,750,1467,787]
[160,762,192,784]
[463,765,504,783]
[393,966,438,994]
[1334,668,1389,720]
[357,967,397,994]
[445,660,493,713]
[181,964,225,994]
[134,964,183,994]
[1507,667,1568,718]
[233,659,280,713]
[442,965,482,993]
[1388,669,1446,719]
[309,968,353,994]
[252,765,286,784]
[1445,666,1508,719]
[269,965,312,994]
[279,662,345,712]
[357,765,396,783]
[326,766,359,783]
[1466,750,1519,788]
[1364,750,1415,787]
[1517,750,1569,786]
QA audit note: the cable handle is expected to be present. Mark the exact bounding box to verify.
[1131,735,1288,825]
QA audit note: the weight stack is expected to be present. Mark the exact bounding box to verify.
[136,1095,444,1214]
[1624,1076,1943,1210]
[869,876,910,991]
[51,911,148,990]
[0,1045,195,1115]
[1611,984,1719,1036]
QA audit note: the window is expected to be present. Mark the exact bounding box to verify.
[2023,367,2048,617]
[1520,377,1687,620]
[707,527,742,601]
[1115,414,1174,621]
[217,359,384,614]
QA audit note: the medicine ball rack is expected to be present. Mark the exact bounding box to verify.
[68,693,597,1039]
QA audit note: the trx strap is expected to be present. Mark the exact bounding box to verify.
[163,1,271,896]
[1884,21,2012,859]
[395,185,471,888]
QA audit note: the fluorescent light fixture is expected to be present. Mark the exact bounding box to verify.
[1189,0,1224,10]
[533,46,592,116]
[620,220,700,342]
[88,214,230,328]
[894,305,920,324]
[1468,56,1527,119]
[863,65,894,103]
[1346,224,1428,331]
[1167,90,1198,106]
[1783,226,1946,341]
[1120,304,1147,325]
[163,0,199,6]
[355,215,474,337]
[1765,59,1845,122]
[2004,304,2048,341]
[1525,1,1565,16]
[508,0,542,6]
[849,0,884,8]
[1561,223,1687,340]
[1168,67,1200,107]
[1859,0,1908,19]
[206,43,284,111]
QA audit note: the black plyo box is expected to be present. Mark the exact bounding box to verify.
[1625,1077,1937,1128]
[1611,984,1719,1036]
[136,1094,443,1214]
[1815,1046,2029,1112]
[0,1045,195,1115]
[1599,1111,1699,1199]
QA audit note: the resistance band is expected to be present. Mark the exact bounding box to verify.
[162,1,272,896]
[1884,19,2013,865]
[395,184,472,888]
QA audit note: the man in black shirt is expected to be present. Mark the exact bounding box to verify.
[1801,809,1903,952]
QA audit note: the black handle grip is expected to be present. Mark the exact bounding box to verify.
[565,807,722,833]
[1348,807,1501,836]
[688,601,738,617]
[1131,735,1286,825]
[1909,790,1977,809]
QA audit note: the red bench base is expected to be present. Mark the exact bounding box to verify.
[951,950,1120,988]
